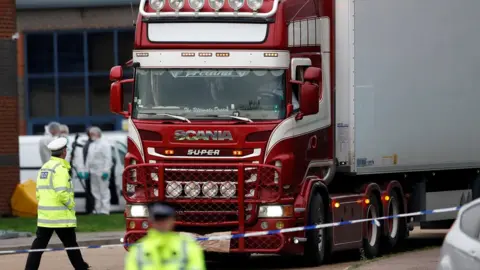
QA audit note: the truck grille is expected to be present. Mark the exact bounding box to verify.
[123,162,281,226]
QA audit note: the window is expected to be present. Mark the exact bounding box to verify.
[65,123,87,134]
[88,32,114,72]
[26,34,54,74]
[59,77,86,117]
[91,122,115,132]
[89,76,111,116]
[26,29,132,134]
[133,69,286,120]
[32,124,48,135]
[118,30,135,65]
[123,78,134,111]
[57,33,84,73]
[292,68,304,112]
[29,78,56,117]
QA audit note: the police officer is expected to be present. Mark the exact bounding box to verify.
[125,202,206,270]
[25,137,90,270]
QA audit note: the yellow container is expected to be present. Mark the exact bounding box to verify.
[11,180,38,217]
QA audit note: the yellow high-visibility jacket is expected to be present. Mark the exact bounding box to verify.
[36,156,76,228]
[125,229,206,270]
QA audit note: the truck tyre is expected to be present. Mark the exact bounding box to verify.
[382,189,406,250]
[303,192,328,266]
[362,195,381,259]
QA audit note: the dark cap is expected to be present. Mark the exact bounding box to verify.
[149,202,175,220]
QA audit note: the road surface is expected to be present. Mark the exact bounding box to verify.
[0,229,446,270]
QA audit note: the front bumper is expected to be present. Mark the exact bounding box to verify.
[122,162,299,253]
[124,217,302,253]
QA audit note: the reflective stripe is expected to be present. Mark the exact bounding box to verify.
[64,198,72,208]
[179,240,188,270]
[36,186,72,192]
[49,163,62,188]
[37,219,76,224]
[38,205,68,211]
[136,243,144,270]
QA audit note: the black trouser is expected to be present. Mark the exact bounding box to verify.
[25,227,89,270]
[85,177,95,214]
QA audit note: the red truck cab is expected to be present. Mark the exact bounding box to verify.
[110,0,336,265]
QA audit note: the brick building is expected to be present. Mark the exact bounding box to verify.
[0,0,19,215]
[16,0,137,135]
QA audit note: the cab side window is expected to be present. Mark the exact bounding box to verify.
[292,67,304,112]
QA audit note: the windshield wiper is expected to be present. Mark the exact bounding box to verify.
[217,115,253,123]
[142,113,191,123]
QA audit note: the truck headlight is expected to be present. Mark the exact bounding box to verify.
[150,0,166,11]
[246,0,262,11]
[166,181,182,198]
[220,182,236,198]
[189,0,205,10]
[202,181,219,198]
[208,0,224,10]
[126,204,149,218]
[169,0,185,10]
[185,182,201,198]
[258,205,293,218]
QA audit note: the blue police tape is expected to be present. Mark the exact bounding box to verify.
[0,206,460,255]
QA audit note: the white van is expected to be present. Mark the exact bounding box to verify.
[19,131,128,213]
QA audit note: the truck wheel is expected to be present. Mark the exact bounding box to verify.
[363,195,381,258]
[303,192,328,266]
[383,189,406,250]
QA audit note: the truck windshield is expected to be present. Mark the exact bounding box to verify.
[133,68,288,121]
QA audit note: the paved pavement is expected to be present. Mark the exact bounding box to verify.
[0,228,446,270]
[0,231,124,252]
[351,248,440,270]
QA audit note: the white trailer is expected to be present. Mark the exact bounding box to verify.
[334,0,480,224]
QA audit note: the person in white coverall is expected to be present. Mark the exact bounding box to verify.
[80,127,112,215]
[59,124,69,136]
[38,122,61,164]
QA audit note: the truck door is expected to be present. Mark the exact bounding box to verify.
[293,55,332,178]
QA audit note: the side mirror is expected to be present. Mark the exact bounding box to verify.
[304,66,322,81]
[298,82,319,118]
[110,66,123,82]
[296,66,321,119]
[110,82,129,118]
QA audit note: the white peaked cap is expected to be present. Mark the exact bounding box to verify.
[47,137,68,151]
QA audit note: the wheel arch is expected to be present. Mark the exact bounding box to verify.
[364,182,383,213]
[382,180,406,212]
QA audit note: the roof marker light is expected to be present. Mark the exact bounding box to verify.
[150,0,165,11]
[169,0,185,11]
[264,52,278,57]
[181,52,195,57]
[208,0,224,11]
[189,0,205,11]
[247,0,262,11]
[216,52,230,57]
[198,52,212,57]
[228,0,244,11]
